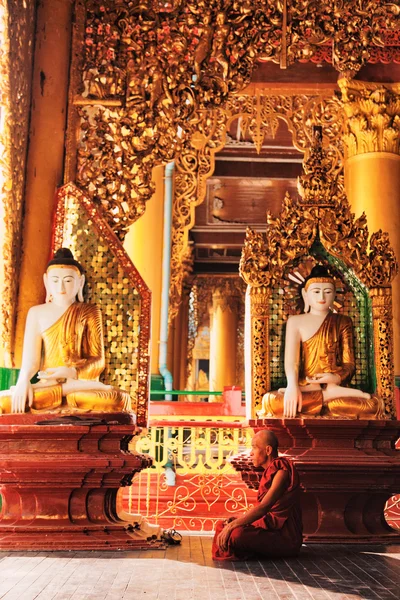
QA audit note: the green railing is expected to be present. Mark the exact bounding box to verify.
[150,389,222,397]
[0,367,19,391]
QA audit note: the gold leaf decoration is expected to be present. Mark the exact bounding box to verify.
[240,137,398,417]
[0,0,35,365]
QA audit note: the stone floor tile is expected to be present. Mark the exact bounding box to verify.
[0,538,398,600]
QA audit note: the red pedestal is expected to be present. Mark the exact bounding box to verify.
[231,418,400,543]
[0,413,164,550]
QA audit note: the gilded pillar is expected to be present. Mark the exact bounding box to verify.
[170,287,190,391]
[246,286,270,420]
[124,165,164,375]
[370,287,395,417]
[339,79,400,373]
[14,0,73,365]
[208,284,240,401]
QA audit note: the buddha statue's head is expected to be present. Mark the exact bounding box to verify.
[301,265,335,314]
[44,248,85,306]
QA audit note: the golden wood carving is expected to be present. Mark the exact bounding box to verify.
[68,0,276,240]
[240,134,397,291]
[284,1,400,76]
[240,136,398,417]
[169,107,228,323]
[339,79,400,157]
[0,0,35,365]
[65,2,400,244]
[370,287,395,415]
[248,286,271,412]
[169,92,345,322]
[186,277,212,391]
[211,280,244,313]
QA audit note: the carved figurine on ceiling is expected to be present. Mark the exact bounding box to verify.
[193,13,213,83]
[211,12,231,85]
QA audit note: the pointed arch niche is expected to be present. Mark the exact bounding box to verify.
[239,177,397,418]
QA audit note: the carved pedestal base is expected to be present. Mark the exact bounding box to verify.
[231,419,400,543]
[0,413,165,550]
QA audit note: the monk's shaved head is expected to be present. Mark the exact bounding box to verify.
[253,430,279,454]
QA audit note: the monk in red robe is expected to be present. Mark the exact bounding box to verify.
[212,430,303,561]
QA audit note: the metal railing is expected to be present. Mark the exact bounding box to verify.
[127,422,255,532]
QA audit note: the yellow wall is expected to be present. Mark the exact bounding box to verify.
[14,0,73,366]
[345,153,400,373]
[124,165,165,374]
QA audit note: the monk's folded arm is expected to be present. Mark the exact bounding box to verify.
[228,470,289,530]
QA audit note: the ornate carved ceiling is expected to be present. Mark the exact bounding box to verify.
[60,1,400,321]
[67,0,400,239]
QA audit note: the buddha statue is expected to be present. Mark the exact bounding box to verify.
[258,266,383,419]
[0,248,183,545]
[0,248,132,415]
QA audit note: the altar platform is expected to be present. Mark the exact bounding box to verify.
[0,537,398,599]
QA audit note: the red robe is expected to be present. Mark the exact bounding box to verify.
[212,457,303,561]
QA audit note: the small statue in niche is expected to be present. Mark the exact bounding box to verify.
[258,266,383,419]
[0,248,132,415]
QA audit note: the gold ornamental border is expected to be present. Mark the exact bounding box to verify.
[52,182,151,427]
[0,0,35,366]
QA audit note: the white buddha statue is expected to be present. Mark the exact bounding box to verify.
[0,248,131,414]
[0,248,183,545]
[259,266,383,419]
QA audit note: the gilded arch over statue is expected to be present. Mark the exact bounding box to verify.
[239,136,398,419]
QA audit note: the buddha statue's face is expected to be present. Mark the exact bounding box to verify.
[44,266,84,306]
[302,281,335,314]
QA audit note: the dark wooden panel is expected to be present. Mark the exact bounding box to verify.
[200,177,299,225]
[214,161,303,178]
[252,60,400,84]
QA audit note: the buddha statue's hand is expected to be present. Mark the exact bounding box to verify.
[306,373,341,385]
[11,376,34,413]
[38,366,78,382]
[283,385,302,418]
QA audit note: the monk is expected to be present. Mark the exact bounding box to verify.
[0,248,131,414]
[259,265,383,419]
[212,430,303,561]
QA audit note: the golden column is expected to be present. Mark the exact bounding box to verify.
[208,282,240,401]
[14,0,73,364]
[169,288,190,391]
[339,79,400,373]
[124,165,164,376]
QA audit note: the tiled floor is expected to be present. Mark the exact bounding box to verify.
[0,537,399,600]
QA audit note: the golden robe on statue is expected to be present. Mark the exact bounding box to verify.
[0,303,131,413]
[260,313,382,418]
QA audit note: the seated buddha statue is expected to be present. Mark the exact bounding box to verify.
[0,248,132,415]
[258,266,383,419]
